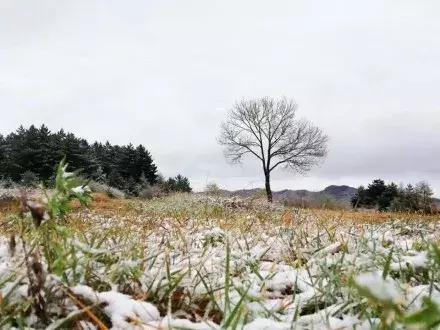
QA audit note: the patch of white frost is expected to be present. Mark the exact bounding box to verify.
[71,285,160,329]
[354,272,402,303]
[390,251,429,271]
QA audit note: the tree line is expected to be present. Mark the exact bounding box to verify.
[0,125,191,195]
[351,179,436,213]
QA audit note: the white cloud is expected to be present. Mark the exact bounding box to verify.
[1,0,439,195]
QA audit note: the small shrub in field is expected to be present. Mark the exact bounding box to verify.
[20,171,40,188]
[88,180,125,199]
[137,184,153,199]
[205,182,222,196]
[137,184,168,199]
[107,186,126,199]
[0,177,16,189]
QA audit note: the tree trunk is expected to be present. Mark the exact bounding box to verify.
[265,171,273,203]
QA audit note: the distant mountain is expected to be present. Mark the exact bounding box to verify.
[222,185,440,208]
[321,185,358,203]
[223,185,358,205]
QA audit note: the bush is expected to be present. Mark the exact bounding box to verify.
[0,177,16,189]
[137,184,153,199]
[107,186,126,199]
[20,171,39,187]
[149,185,168,198]
[89,181,125,199]
[205,182,222,196]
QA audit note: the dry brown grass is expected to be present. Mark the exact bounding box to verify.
[83,195,439,225]
[310,208,440,224]
[0,198,20,217]
[71,193,133,215]
[82,195,440,230]
[2,193,439,234]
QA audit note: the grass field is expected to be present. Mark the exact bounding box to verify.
[1,192,440,329]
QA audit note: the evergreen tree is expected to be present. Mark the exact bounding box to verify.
[354,179,435,213]
[351,185,366,208]
[416,181,434,213]
[36,125,57,180]
[6,125,41,180]
[108,170,124,189]
[118,144,137,180]
[366,179,386,206]
[0,134,5,177]
[377,182,398,211]
[352,180,382,209]
[166,174,192,193]
[61,133,95,175]
[175,174,192,192]
[135,145,157,184]
[0,125,160,195]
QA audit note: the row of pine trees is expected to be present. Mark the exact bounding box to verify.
[351,179,435,213]
[0,125,191,195]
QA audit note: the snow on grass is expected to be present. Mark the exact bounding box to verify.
[390,251,429,271]
[0,194,439,329]
[71,185,91,195]
[72,285,161,328]
[354,272,402,303]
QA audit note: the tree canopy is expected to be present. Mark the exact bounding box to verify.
[219,97,328,202]
[352,179,435,213]
[0,125,158,194]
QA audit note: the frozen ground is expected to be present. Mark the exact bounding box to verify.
[1,194,440,329]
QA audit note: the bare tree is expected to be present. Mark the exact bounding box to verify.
[218,97,328,202]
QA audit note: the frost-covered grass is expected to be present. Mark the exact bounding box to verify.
[1,190,440,329]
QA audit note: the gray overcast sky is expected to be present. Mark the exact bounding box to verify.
[1,0,439,194]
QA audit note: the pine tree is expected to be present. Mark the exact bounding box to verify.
[366,179,386,206]
[0,125,159,195]
[107,170,124,190]
[377,182,398,211]
[0,134,5,178]
[36,125,57,180]
[415,181,434,213]
[135,145,157,184]
[118,144,136,180]
[166,174,192,193]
